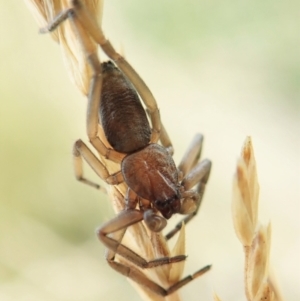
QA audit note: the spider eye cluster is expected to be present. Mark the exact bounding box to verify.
[154,195,181,219]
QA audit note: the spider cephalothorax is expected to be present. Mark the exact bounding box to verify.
[121,143,181,219]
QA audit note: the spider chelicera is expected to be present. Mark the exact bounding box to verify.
[41,0,212,296]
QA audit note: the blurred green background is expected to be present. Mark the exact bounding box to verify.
[0,1,299,300]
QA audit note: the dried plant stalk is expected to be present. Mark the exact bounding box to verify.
[24,1,208,300]
[232,137,281,301]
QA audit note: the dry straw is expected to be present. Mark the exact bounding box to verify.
[24,1,208,300]
[24,0,102,96]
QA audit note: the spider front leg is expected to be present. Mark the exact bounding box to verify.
[105,245,211,297]
[97,209,186,269]
[165,134,212,240]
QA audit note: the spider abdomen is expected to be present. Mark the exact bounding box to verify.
[100,61,151,153]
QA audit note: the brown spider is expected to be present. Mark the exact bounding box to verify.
[41,0,212,296]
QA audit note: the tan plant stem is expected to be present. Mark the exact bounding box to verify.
[244,245,252,301]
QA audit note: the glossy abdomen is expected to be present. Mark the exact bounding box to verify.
[100,61,151,153]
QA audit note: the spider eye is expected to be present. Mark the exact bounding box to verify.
[155,200,166,209]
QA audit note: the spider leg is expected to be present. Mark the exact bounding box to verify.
[146,109,174,155]
[73,141,106,192]
[39,8,72,33]
[107,258,168,296]
[178,134,203,176]
[160,122,174,155]
[165,176,209,241]
[165,135,211,240]
[181,158,211,191]
[97,209,187,269]
[73,139,124,188]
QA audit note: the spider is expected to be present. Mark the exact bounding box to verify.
[41,0,212,296]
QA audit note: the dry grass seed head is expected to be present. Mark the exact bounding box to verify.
[232,137,277,301]
[232,136,260,246]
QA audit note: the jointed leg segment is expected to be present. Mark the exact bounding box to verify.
[73,139,124,187]
[178,134,203,175]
